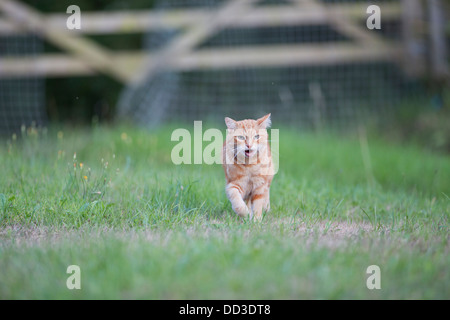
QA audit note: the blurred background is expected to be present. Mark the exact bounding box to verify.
[0,0,449,152]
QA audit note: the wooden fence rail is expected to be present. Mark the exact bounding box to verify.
[0,3,403,35]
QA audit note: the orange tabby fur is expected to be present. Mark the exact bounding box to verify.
[222,114,274,220]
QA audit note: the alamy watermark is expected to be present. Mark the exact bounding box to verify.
[366,265,381,290]
[170,121,279,175]
[66,5,81,30]
[366,5,381,30]
[66,265,81,290]
[65,4,382,31]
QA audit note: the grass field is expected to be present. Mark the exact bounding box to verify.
[0,124,448,299]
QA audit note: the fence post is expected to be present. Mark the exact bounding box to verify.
[401,0,426,77]
[428,0,448,80]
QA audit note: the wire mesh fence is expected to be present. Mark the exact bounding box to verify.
[0,0,441,134]
[117,0,428,129]
[0,34,47,135]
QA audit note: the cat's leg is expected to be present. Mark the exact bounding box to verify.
[245,197,253,219]
[262,177,273,213]
[263,190,270,212]
[226,183,249,218]
[251,186,270,221]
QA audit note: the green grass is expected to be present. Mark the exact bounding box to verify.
[0,124,448,299]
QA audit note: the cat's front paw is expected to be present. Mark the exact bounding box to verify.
[232,204,250,218]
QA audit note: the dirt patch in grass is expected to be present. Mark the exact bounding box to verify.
[0,218,445,253]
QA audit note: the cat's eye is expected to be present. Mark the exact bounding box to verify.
[237,135,246,141]
[254,135,260,140]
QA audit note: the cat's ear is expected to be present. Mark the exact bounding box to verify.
[225,117,237,130]
[257,113,271,129]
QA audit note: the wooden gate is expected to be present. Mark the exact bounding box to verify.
[0,0,447,84]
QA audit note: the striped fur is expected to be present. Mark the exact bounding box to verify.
[222,114,274,220]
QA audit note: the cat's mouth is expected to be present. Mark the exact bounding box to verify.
[244,149,256,157]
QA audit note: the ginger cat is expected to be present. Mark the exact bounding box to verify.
[222,114,274,220]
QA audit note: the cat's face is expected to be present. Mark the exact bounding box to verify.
[224,114,271,162]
